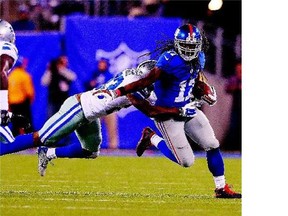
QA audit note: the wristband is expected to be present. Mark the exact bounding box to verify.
[0,90,9,110]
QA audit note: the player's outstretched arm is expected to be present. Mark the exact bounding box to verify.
[127,94,196,118]
[115,67,162,98]
[127,94,178,118]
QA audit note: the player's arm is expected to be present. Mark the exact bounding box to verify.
[0,54,14,126]
[115,67,162,97]
[0,54,13,90]
[127,94,196,118]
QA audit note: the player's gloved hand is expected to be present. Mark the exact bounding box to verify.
[179,102,197,118]
[94,89,118,100]
[202,86,217,106]
[107,90,118,99]
[0,110,12,126]
[92,89,114,104]
[10,113,31,130]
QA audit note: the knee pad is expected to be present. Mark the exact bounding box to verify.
[180,156,195,168]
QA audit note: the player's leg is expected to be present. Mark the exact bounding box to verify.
[155,119,195,167]
[136,126,178,163]
[42,118,101,159]
[38,119,102,176]
[74,118,102,158]
[0,126,35,156]
[184,108,241,198]
[184,109,223,176]
[137,118,194,167]
[38,95,88,146]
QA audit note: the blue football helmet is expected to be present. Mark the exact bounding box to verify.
[174,24,202,61]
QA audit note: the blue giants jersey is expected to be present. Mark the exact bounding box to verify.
[154,50,205,108]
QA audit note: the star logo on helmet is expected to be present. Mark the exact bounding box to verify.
[95,42,150,76]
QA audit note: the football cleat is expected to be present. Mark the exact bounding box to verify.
[215,184,242,198]
[136,127,155,157]
[37,146,54,177]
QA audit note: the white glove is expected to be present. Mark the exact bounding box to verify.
[92,89,114,104]
[193,99,204,108]
[179,102,197,118]
[93,89,117,99]
[202,86,217,106]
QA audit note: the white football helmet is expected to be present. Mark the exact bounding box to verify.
[0,19,16,44]
[136,60,157,76]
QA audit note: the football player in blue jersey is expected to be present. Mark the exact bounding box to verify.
[108,23,241,198]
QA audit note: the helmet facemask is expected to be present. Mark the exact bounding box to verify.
[174,38,202,61]
[174,24,203,61]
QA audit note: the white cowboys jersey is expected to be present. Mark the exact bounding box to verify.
[80,68,153,122]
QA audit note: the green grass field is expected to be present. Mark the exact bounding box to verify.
[0,153,241,216]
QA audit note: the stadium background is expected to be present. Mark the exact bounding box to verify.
[2,0,241,150]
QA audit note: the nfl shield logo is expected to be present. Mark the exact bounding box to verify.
[95,42,150,75]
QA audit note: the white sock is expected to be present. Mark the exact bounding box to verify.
[150,134,163,147]
[213,175,226,189]
[46,148,57,159]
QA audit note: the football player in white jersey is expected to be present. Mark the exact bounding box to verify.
[0,20,28,144]
[0,59,196,177]
[36,59,195,176]
[0,20,18,125]
[0,19,34,153]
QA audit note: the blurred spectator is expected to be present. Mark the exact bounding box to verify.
[11,4,36,31]
[30,3,60,31]
[84,59,119,149]
[128,1,146,17]
[84,58,113,90]
[143,0,162,16]
[53,0,85,16]
[223,61,242,151]
[41,55,77,118]
[8,56,35,135]
[128,0,162,17]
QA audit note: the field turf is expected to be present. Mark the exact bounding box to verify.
[0,153,241,216]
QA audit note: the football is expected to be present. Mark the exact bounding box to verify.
[192,80,212,99]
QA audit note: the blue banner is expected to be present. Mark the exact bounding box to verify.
[64,16,182,149]
[15,32,63,130]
